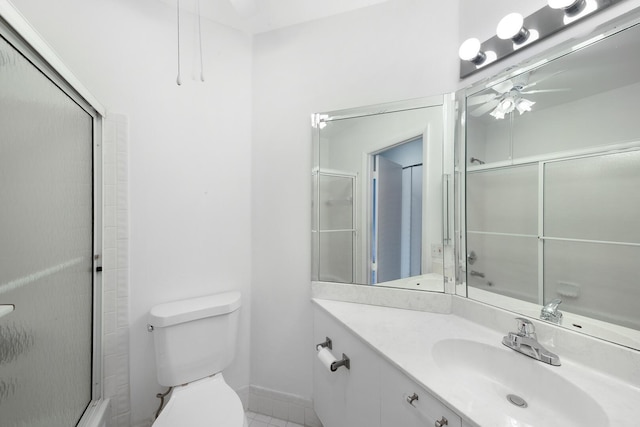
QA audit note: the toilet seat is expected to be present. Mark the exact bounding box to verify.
[153,374,246,427]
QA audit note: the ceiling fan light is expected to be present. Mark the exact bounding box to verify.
[516,98,536,114]
[490,109,506,120]
[490,97,514,119]
[498,97,516,114]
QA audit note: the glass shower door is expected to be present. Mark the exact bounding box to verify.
[0,32,94,426]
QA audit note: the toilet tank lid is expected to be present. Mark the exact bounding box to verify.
[149,291,241,328]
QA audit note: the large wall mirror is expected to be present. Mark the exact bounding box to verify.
[312,96,450,292]
[456,10,640,349]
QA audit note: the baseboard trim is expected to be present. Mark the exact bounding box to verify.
[247,385,321,427]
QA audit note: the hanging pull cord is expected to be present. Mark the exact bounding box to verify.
[176,0,182,85]
[197,0,204,82]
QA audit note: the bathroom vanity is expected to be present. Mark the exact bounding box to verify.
[311,6,640,427]
[313,299,461,427]
[312,295,640,427]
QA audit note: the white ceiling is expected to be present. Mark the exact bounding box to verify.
[162,0,394,34]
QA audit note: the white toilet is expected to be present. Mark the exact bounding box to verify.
[148,291,248,427]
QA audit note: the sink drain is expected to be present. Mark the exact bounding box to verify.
[507,394,528,408]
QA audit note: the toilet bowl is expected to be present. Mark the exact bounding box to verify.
[148,292,247,427]
[153,374,247,427]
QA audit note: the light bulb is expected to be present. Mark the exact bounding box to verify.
[496,13,530,44]
[548,0,585,15]
[498,98,516,114]
[548,0,581,9]
[458,38,486,65]
[490,109,506,120]
[516,98,536,114]
[513,29,540,50]
[563,0,597,23]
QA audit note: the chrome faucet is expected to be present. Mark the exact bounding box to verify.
[540,298,563,324]
[502,318,561,366]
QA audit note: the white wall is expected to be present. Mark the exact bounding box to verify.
[251,0,459,402]
[9,0,253,425]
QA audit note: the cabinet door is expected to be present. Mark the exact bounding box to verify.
[343,327,382,427]
[314,308,347,427]
[313,307,382,427]
[380,362,461,427]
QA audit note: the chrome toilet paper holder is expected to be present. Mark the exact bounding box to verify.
[330,353,350,372]
[316,337,350,371]
[316,337,332,350]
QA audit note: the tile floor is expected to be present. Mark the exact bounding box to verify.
[245,411,304,427]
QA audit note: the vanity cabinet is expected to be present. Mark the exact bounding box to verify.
[380,366,461,427]
[313,305,383,427]
[313,305,462,427]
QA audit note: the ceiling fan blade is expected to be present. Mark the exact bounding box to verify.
[470,100,500,117]
[520,88,571,94]
[467,93,499,106]
[491,80,514,94]
[523,70,565,90]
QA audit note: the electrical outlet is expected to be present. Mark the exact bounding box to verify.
[431,244,443,259]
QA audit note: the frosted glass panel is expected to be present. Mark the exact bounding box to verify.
[545,240,640,330]
[319,232,354,283]
[319,175,354,230]
[467,165,538,235]
[0,34,93,426]
[466,233,538,303]
[545,151,640,243]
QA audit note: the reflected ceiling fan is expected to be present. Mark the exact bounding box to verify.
[468,72,569,119]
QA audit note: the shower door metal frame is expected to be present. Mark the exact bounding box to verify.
[0,0,106,420]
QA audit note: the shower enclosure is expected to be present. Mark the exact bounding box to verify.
[0,9,103,426]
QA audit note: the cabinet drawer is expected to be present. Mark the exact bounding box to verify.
[380,362,461,427]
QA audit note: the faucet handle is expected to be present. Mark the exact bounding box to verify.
[541,298,563,323]
[515,317,536,337]
[545,298,562,311]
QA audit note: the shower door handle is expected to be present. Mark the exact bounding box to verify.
[0,304,15,320]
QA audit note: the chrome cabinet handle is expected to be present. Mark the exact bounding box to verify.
[406,392,419,406]
[435,416,448,427]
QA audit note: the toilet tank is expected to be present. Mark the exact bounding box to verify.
[148,291,241,387]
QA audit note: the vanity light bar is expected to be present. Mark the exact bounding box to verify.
[459,0,622,78]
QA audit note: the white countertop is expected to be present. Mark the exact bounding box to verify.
[313,298,640,427]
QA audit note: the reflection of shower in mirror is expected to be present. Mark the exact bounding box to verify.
[458,14,640,349]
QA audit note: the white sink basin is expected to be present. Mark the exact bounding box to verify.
[432,339,609,427]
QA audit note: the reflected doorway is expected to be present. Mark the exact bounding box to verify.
[371,137,423,284]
